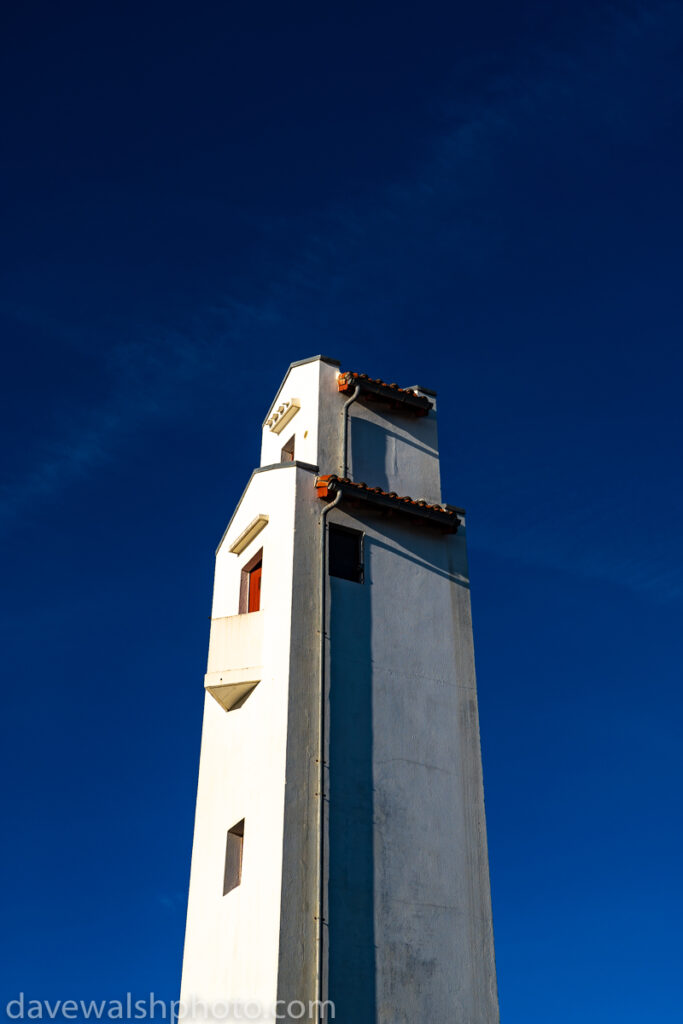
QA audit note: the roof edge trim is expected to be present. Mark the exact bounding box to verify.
[215,461,319,554]
[406,384,438,397]
[315,475,461,533]
[262,355,340,426]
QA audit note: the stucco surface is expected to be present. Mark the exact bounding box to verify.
[180,357,499,1024]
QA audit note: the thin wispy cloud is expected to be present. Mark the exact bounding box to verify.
[2,325,222,526]
[3,0,681,605]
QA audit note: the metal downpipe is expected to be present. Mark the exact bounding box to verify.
[316,382,360,1022]
[341,385,361,478]
[316,487,342,1023]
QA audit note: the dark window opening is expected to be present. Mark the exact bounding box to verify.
[281,435,295,462]
[223,819,244,895]
[239,549,263,613]
[329,525,364,583]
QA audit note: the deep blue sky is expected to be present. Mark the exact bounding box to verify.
[2,2,683,1020]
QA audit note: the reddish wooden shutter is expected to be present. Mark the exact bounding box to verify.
[239,549,263,614]
[248,564,262,612]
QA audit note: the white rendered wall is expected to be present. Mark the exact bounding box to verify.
[345,394,442,504]
[259,358,339,470]
[179,467,299,1021]
[181,356,499,1024]
[321,506,498,1022]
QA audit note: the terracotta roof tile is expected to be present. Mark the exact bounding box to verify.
[337,372,433,414]
[315,475,462,532]
[339,371,419,395]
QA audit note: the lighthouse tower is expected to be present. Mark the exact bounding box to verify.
[179,356,499,1024]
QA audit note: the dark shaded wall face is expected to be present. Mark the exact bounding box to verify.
[350,408,441,501]
[328,574,376,1024]
[325,514,481,1021]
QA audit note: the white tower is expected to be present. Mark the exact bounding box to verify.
[179,356,499,1024]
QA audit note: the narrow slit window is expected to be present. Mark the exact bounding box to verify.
[281,434,295,462]
[223,819,245,895]
[239,549,263,613]
[329,525,364,583]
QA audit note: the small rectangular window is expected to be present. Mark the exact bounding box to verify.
[329,525,364,583]
[223,819,245,895]
[281,435,295,462]
[239,549,263,613]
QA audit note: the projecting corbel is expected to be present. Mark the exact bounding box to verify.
[266,398,301,434]
[229,514,269,554]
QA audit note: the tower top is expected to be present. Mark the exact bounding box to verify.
[262,355,340,426]
[259,356,443,505]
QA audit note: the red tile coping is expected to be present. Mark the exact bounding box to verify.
[315,475,462,532]
[338,372,433,414]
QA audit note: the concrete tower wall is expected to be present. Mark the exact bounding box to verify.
[180,467,299,1013]
[344,395,442,505]
[259,357,442,503]
[324,508,497,1022]
[180,356,499,1024]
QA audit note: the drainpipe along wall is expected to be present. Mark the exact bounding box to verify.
[315,383,360,1022]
